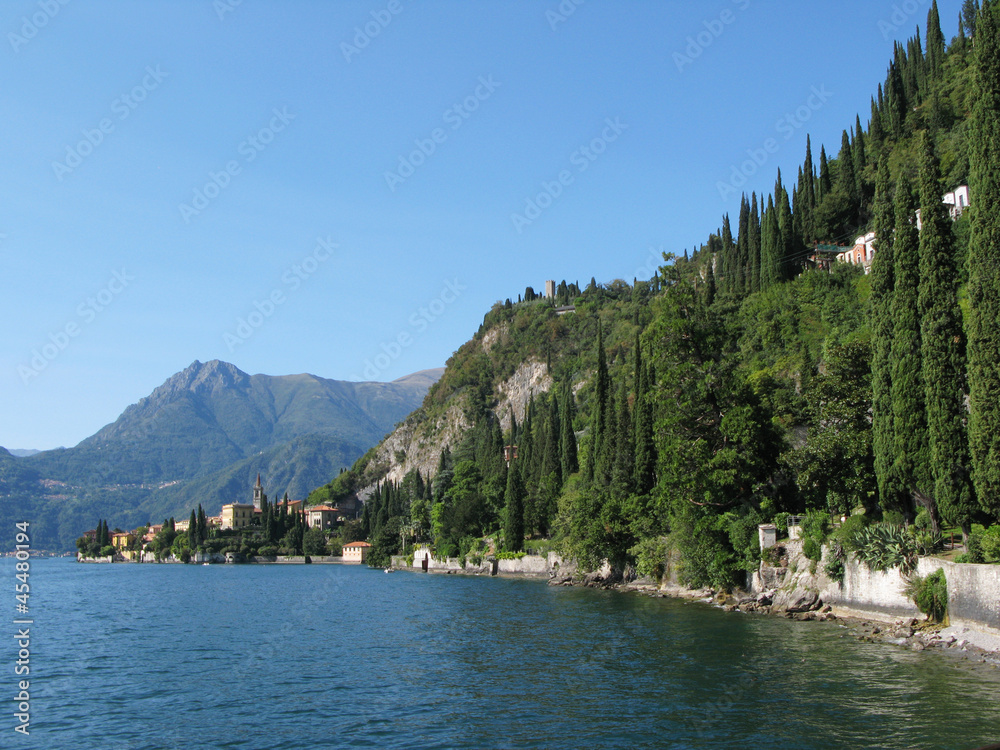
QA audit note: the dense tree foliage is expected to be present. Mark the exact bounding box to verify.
[313,8,1000,584]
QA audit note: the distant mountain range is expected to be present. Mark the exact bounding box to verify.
[0,360,442,550]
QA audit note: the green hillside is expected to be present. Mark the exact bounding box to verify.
[322,3,1000,577]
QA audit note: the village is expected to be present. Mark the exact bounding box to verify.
[76,474,372,564]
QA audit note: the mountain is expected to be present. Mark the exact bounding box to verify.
[8,449,47,458]
[0,360,442,550]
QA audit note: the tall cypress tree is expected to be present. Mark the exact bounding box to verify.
[870,158,899,509]
[760,195,780,289]
[611,380,634,498]
[503,461,525,552]
[633,347,656,496]
[720,213,734,296]
[591,323,610,484]
[560,381,579,479]
[819,147,832,198]
[748,193,761,293]
[927,1,946,76]
[777,185,796,278]
[889,174,934,519]
[967,0,1000,521]
[735,194,751,295]
[917,133,976,537]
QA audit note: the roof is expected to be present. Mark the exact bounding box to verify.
[223,503,255,509]
[344,541,372,548]
[308,505,339,512]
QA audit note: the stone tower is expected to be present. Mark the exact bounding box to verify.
[253,473,264,510]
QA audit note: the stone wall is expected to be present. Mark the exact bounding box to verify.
[392,551,574,579]
[757,541,1000,635]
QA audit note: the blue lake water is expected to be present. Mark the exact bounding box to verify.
[4,557,1000,749]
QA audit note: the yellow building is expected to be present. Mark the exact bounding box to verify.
[111,531,135,551]
[221,503,255,530]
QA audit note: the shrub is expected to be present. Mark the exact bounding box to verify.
[832,514,869,551]
[772,512,791,538]
[966,530,986,563]
[882,510,906,527]
[905,569,948,622]
[802,537,822,562]
[257,546,278,557]
[981,525,1000,562]
[629,536,669,580]
[496,551,526,560]
[851,523,919,574]
[914,508,931,531]
[825,556,846,584]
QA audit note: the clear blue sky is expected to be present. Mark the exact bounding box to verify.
[0,0,966,450]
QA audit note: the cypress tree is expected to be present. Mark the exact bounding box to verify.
[560,381,579,479]
[760,195,780,289]
[917,132,976,537]
[819,147,832,198]
[503,462,525,552]
[803,135,817,234]
[633,347,656,495]
[720,213,734,296]
[542,395,561,487]
[889,174,934,518]
[748,193,761,293]
[735,194,750,294]
[611,380,634,498]
[590,323,610,483]
[967,0,1000,521]
[777,185,796,278]
[927,1,946,76]
[870,158,899,509]
[188,510,197,550]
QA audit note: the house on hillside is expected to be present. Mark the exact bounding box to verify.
[306,505,340,530]
[837,232,876,272]
[915,184,970,229]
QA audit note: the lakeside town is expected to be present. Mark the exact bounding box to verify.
[75,474,372,564]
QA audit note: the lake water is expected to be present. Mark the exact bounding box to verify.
[4,557,1000,749]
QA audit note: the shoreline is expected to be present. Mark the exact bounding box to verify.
[401,562,1000,662]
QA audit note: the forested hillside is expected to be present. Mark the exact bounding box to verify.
[313,1,1000,581]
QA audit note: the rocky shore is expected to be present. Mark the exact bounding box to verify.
[547,567,1000,665]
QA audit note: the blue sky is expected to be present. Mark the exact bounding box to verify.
[1,0,965,450]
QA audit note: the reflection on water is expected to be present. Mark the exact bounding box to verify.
[11,558,1000,750]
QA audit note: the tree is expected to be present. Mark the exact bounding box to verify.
[926,1,946,76]
[917,132,976,537]
[503,462,525,552]
[559,382,579,480]
[889,174,934,521]
[967,0,1000,521]
[870,158,899,509]
[303,528,329,556]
